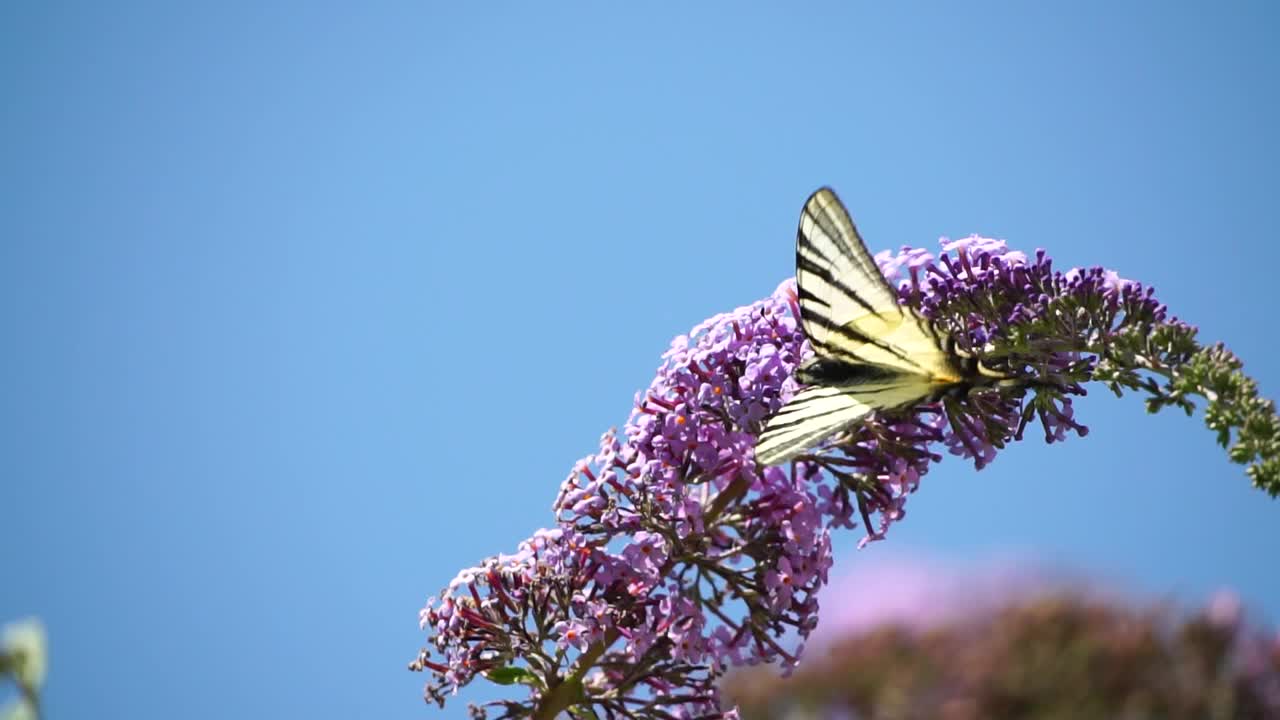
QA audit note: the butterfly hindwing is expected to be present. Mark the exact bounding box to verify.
[755,376,938,466]
[755,387,877,467]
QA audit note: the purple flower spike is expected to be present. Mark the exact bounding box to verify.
[413,227,1280,719]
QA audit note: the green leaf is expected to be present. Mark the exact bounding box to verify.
[484,665,543,688]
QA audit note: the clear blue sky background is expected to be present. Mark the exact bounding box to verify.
[2,2,1278,718]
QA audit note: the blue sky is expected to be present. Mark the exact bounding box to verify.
[2,2,1278,718]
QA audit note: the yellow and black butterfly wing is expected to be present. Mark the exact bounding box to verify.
[795,188,901,358]
[755,188,960,466]
[754,377,940,466]
[795,188,955,376]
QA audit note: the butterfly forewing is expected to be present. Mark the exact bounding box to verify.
[796,190,899,348]
[795,189,953,376]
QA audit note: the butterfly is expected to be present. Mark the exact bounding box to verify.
[755,187,1010,466]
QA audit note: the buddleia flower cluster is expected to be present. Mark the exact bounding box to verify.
[411,236,1280,719]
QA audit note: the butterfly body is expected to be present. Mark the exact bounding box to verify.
[755,188,1012,466]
